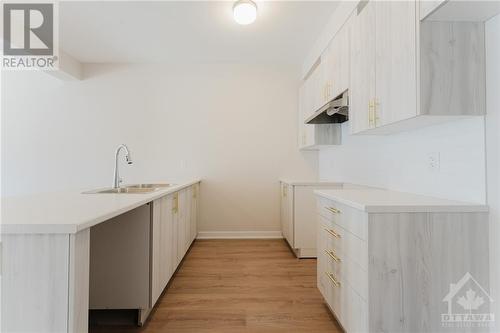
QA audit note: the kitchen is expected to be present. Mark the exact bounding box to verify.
[1,0,499,332]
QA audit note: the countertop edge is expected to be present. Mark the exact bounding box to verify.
[279,180,344,186]
[314,189,489,213]
[1,179,201,235]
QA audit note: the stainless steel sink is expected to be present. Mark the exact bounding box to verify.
[83,183,174,194]
[126,183,174,189]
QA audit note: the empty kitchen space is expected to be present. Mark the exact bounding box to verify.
[1,1,499,333]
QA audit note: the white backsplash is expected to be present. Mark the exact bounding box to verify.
[319,117,486,203]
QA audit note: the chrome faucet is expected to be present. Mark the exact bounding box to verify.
[112,144,133,188]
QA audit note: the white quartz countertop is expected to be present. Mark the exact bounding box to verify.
[279,180,373,189]
[314,189,488,213]
[1,179,201,234]
[279,179,342,186]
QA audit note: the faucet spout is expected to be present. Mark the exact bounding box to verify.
[113,144,133,188]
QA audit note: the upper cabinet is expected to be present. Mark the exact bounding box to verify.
[297,13,353,150]
[297,0,496,142]
[349,1,376,134]
[348,0,488,135]
[322,17,351,102]
[350,1,418,134]
[375,1,418,127]
[298,77,342,150]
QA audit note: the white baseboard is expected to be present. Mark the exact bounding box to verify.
[196,230,283,239]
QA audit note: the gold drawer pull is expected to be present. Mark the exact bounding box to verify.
[325,272,341,287]
[324,228,341,239]
[324,250,341,263]
[326,207,341,214]
[172,193,179,213]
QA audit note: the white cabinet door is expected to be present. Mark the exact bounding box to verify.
[375,0,417,127]
[331,16,351,99]
[160,195,174,286]
[176,189,187,264]
[171,192,179,270]
[280,183,294,248]
[280,183,289,242]
[350,1,376,134]
[184,186,192,251]
[190,184,199,243]
[286,186,294,248]
[309,62,324,112]
[151,195,174,307]
[151,199,162,305]
[321,44,334,103]
[298,84,307,148]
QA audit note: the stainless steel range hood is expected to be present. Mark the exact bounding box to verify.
[305,91,349,124]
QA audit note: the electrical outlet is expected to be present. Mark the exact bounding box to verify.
[427,152,440,172]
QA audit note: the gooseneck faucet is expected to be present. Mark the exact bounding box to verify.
[112,144,133,188]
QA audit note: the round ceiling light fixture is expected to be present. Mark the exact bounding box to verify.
[233,0,257,25]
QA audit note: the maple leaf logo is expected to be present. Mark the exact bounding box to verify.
[457,289,485,311]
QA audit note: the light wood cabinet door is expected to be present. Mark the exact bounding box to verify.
[298,84,307,148]
[151,195,174,307]
[280,183,289,243]
[183,186,193,252]
[151,199,162,305]
[176,189,187,264]
[349,1,376,134]
[331,18,350,99]
[190,184,199,243]
[321,44,334,103]
[171,193,179,270]
[309,62,323,112]
[160,195,174,286]
[280,183,294,247]
[375,0,417,127]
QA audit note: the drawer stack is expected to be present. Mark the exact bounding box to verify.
[315,189,489,332]
[316,197,368,333]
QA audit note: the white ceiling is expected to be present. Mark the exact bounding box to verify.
[59,1,338,64]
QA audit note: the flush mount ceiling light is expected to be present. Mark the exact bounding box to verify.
[233,0,257,25]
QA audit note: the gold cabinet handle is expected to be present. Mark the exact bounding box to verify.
[368,99,375,127]
[282,184,288,197]
[324,228,341,239]
[172,193,179,213]
[325,272,341,287]
[326,207,341,214]
[374,99,380,125]
[324,250,341,263]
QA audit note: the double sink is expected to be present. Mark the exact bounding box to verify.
[84,183,174,194]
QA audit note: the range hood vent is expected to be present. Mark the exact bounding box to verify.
[305,91,349,124]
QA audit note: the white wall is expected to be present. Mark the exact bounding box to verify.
[1,64,318,232]
[319,118,486,203]
[485,13,500,325]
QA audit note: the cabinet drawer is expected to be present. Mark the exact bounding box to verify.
[322,247,368,301]
[317,197,367,240]
[320,215,368,271]
[322,263,368,333]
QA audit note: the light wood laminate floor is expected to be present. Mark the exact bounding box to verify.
[90,239,342,333]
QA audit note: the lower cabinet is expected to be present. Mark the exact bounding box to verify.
[316,195,489,333]
[280,182,294,247]
[280,181,342,258]
[151,184,199,308]
[89,182,200,326]
[151,194,174,306]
